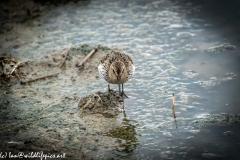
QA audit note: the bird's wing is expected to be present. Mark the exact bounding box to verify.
[98,63,107,78]
[128,64,135,78]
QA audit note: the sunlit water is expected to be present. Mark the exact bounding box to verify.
[2,0,240,159]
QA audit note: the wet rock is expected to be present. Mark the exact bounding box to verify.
[78,90,122,117]
[204,43,236,53]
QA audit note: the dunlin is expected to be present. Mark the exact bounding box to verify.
[98,51,135,98]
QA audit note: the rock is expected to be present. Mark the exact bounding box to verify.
[204,43,236,53]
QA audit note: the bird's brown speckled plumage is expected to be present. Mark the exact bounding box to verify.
[98,51,135,97]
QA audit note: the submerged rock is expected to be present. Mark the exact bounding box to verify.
[191,113,240,129]
[78,90,122,117]
[204,43,236,53]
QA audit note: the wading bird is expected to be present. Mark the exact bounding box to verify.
[98,51,135,98]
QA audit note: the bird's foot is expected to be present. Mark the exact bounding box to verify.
[108,88,113,94]
[120,91,128,99]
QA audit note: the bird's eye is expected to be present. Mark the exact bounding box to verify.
[113,69,115,73]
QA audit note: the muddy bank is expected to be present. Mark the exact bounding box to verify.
[1,44,111,84]
[0,44,138,159]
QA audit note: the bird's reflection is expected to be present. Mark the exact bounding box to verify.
[104,119,139,155]
[104,96,139,157]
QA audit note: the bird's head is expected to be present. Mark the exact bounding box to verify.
[109,61,126,83]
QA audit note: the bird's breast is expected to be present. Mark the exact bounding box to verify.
[108,76,128,84]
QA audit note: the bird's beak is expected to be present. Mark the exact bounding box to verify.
[117,76,121,95]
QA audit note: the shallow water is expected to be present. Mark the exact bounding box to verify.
[1,0,240,159]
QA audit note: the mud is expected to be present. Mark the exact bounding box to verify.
[1,44,112,84]
[0,44,131,159]
[78,90,123,117]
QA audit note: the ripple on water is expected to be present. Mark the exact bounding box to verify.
[176,32,195,38]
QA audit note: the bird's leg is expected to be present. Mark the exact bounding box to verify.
[118,83,121,96]
[108,84,111,92]
[120,84,129,99]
